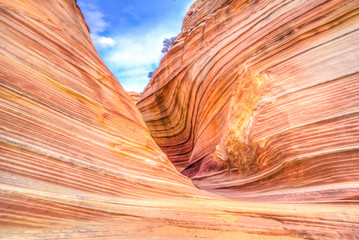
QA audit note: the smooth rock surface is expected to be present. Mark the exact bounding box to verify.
[0,0,358,239]
[138,0,359,202]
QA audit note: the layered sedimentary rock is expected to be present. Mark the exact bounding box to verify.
[127,91,142,104]
[0,0,202,237]
[1,0,358,239]
[138,0,359,201]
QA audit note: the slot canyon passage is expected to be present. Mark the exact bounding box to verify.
[0,0,359,239]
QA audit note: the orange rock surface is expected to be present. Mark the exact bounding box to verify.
[0,0,358,239]
[127,91,142,104]
[138,0,359,201]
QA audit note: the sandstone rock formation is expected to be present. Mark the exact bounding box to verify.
[127,91,142,104]
[0,0,358,239]
[138,0,359,202]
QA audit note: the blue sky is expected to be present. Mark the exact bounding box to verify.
[78,0,194,92]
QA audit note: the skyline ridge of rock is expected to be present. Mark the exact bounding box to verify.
[138,0,359,202]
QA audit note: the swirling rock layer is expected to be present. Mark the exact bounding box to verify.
[127,91,142,104]
[0,0,358,239]
[138,0,359,201]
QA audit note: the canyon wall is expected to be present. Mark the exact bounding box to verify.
[0,0,207,238]
[0,0,358,239]
[127,91,142,103]
[138,0,359,201]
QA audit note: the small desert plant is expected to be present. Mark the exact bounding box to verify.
[148,36,176,79]
[161,37,176,54]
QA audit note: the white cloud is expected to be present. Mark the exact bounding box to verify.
[78,1,115,49]
[108,35,163,68]
[103,27,178,92]
[122,6,140,21]
[91,34,116,48]
[106,27,178,70]
[85,10,107,34]
[77,0,195,92]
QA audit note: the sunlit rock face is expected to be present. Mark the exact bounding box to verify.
[0,0,205,237]
[1,0,359,239]
[138,0,359,201]
[127,91,142,104]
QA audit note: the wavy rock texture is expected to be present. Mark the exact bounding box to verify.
[1,0,358,239]
[138,0,359,201]
[127,91,142,104]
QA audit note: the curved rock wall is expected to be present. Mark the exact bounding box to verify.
[0,0,204,236]
[1,0,358,239]
[138,0,359,201]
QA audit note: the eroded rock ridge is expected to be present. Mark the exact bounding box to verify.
[138,0,359,201]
